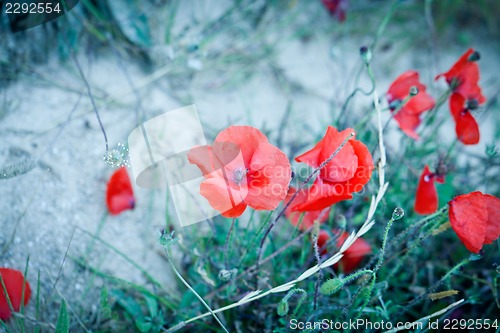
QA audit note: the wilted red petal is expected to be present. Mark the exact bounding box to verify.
[387,71,435,139]
[449,93,465,120]
[449,93,480,145]
[414,165,439,215]
[483,194,500,244]
[448,191,487,253]
[455,111,480,145]
[387,71,425,101]
[394,111,421,140]
[0,268,31,321]
[106,167,135,215]
[405,91,435,115]
[436,49,486,104]
[436,49,474,83]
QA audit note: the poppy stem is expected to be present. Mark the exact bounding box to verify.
[354,210,397,320]
[374,215,396,273]
[312,234,323,310]
[224,218,236,269]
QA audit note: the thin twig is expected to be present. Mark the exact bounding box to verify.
[70,50,109,153]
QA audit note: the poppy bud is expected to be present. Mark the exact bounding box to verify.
[103,143,130,168]
[277,300,289,316]
[359,46,371,64]
[468,51,480,62]
[336,214,347,230]
[409,86,419,96]
[392,207,405,221]
[388,99,402,111]
[465,99,479,110]
[320,278,344,295]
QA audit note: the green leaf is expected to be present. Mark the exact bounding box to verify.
[145,295,158,318]
[55,300,69,333]
[110,289,143,318]
[135,319,152,333]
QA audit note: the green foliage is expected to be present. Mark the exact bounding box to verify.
[55,300,69,333]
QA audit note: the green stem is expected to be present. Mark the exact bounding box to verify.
[164,247,229,333]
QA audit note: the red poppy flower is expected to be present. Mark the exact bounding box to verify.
[188,126,291,218]
[414,165,445,215]
[436,48,486,104]
[321,0,348,22]
[449,93,480,145]
[316,230,372,273]
[448,191,500,253]
[291,127,373,212]
[106,167,135,215]
[387,71,435,140]
[285,187,330,231]
[0,268,31,321]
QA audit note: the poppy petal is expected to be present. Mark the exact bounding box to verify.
[200,177,247,218]
[414,165,438,214]
[483,194,500,244]
[295,134,325,168]
[455,112,480,145]
[448,191,487,253]
[405,92,436,115]
[318,127,358,182]
[387,71,424,101]
[291,177,352,212]
[437,49,486,105]
[449,93,465,120]
[0,268,31,321]
[435,49,474,82]
[106,167,135,215]
[345,139,374,194]
[215,126,268,167]
[394,111,421,140]
[388,71,435,139]
[244,142,291,210]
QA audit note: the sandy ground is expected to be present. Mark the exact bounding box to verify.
[1,0,499,325]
